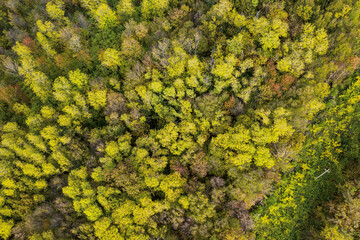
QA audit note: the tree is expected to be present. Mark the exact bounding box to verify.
[68,69,88,88]
[95,4,118,30]
[117,0,135,20]
[46,1,65,20]
[94,217,124,240]
[141,0,170,19]
[13,43,52,102]
[121,38,143,59]
[0,219,14,239]
[99,48,121,68]
[87,89,107,110]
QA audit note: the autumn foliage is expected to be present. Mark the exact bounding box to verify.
[0,0,359,239]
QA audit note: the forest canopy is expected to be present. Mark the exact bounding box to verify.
[0,0,359,239]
